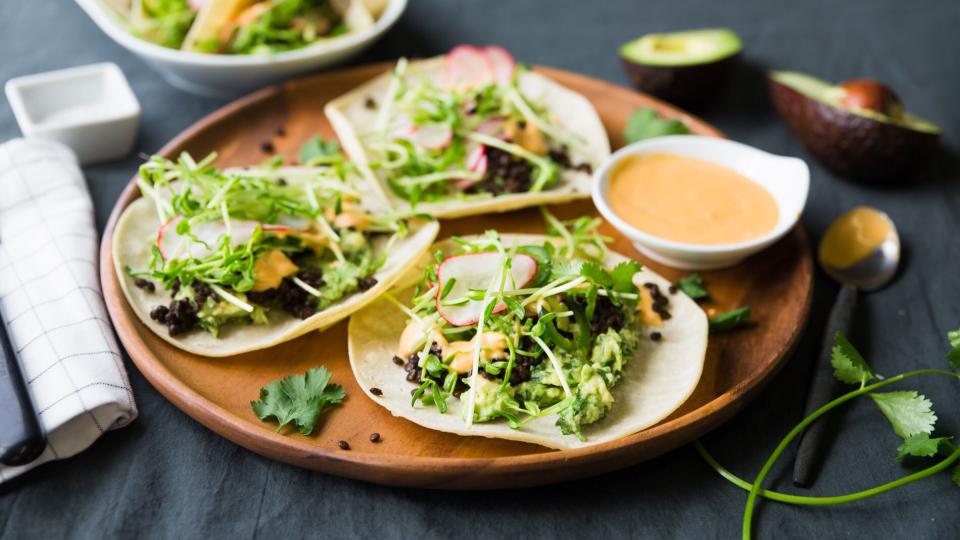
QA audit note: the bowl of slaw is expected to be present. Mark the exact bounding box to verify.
[74,0,407,96]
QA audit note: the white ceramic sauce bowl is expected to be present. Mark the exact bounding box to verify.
[74,0,407,97]
[592,136,809,270]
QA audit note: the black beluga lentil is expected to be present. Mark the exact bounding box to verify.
[643,282,672,321]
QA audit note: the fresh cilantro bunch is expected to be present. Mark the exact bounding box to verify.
[251,367,345,435]
[696,329,960,539]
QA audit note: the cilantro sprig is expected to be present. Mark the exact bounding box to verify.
[623,107,691,143]
[709,307,752,332]
[695,329,960,539]
[675,273,709,300]
[251,367,346,435]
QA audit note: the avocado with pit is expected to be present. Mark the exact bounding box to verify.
[620,28,742,107]
[770,71,940,182]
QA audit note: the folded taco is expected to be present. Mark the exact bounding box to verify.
[348,216,707,449]
[181,0,375,54]
[326,46,611,219]
[113,152,438,357]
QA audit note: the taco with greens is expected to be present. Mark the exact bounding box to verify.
[104,0,379,53]
[325,45,611,219]
[347,213,707,449]
[113,152,438,357]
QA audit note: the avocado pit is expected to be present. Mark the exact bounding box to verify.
[839,79,903,118]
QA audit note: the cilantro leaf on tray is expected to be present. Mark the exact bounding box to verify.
[708,306,751,332]
[675,273,709,300]
[623,107,690,143]
[251,367,346,435]
[299,136,342,164]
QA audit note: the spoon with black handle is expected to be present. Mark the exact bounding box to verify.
[0,302,46,466]
[792,206,900,487]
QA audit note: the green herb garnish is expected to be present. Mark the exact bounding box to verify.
[675,273,709,300]
[708,306,752,332]
[696,329,960,539]
[299,136,342,165]
[623,107,690,143]
[251,367,346,435]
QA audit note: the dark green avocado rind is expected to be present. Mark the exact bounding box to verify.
[769,71,940,182]
[621,56,737,108]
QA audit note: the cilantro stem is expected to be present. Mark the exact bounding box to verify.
[742,369,960,539]
[694,440,960,506]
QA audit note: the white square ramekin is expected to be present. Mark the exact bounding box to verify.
[5,62,140,165]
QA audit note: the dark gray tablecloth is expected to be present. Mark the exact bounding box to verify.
[2,0,959,538]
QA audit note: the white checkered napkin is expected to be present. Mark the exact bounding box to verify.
[0,138,137,483]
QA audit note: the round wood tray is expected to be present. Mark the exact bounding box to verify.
[100,63,813,489]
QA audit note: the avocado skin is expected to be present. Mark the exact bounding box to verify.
[770,78,938,182]
[621,54,738,108]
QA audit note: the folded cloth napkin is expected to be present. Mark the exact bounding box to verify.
[0,138,137,483]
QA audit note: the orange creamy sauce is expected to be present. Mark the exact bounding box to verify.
[608,153,779,245]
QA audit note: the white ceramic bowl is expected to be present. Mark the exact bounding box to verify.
[74,0,407,97]
[592,136,809,270]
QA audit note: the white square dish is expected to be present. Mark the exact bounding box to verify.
[5,63,140,165]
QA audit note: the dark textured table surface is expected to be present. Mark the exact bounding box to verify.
[2,0,959,538]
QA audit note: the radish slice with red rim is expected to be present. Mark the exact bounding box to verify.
[444,45,495,90]
[409,122,453,150]
[435,252,537,326]
[389,113,416,140]
[475,118,504,135]
[157,217,263,260]
[455,145,488,190]
[483,45,516,85]
[466,144,486,171]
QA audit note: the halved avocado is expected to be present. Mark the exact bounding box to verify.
[770,71,940,182]
[620,28,742,107]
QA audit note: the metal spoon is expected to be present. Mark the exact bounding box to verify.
[792,206,900,487]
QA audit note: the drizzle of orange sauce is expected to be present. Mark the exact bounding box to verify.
[608,153,779,245]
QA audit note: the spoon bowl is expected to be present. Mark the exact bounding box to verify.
[818,206,900,291]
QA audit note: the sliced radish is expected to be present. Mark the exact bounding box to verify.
[409,122,452,150]
[435,252,537,326]
[475,118,504,135]
[156,215,180,260]
[466,144,486,171]
[444,45,495,90]
[157,217,262,260]
[388,113,416,140]
[187,0,206,10]
[483,45,516,85]
[455,145,487,190]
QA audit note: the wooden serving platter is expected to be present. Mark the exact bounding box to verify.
[100,63,813,489]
